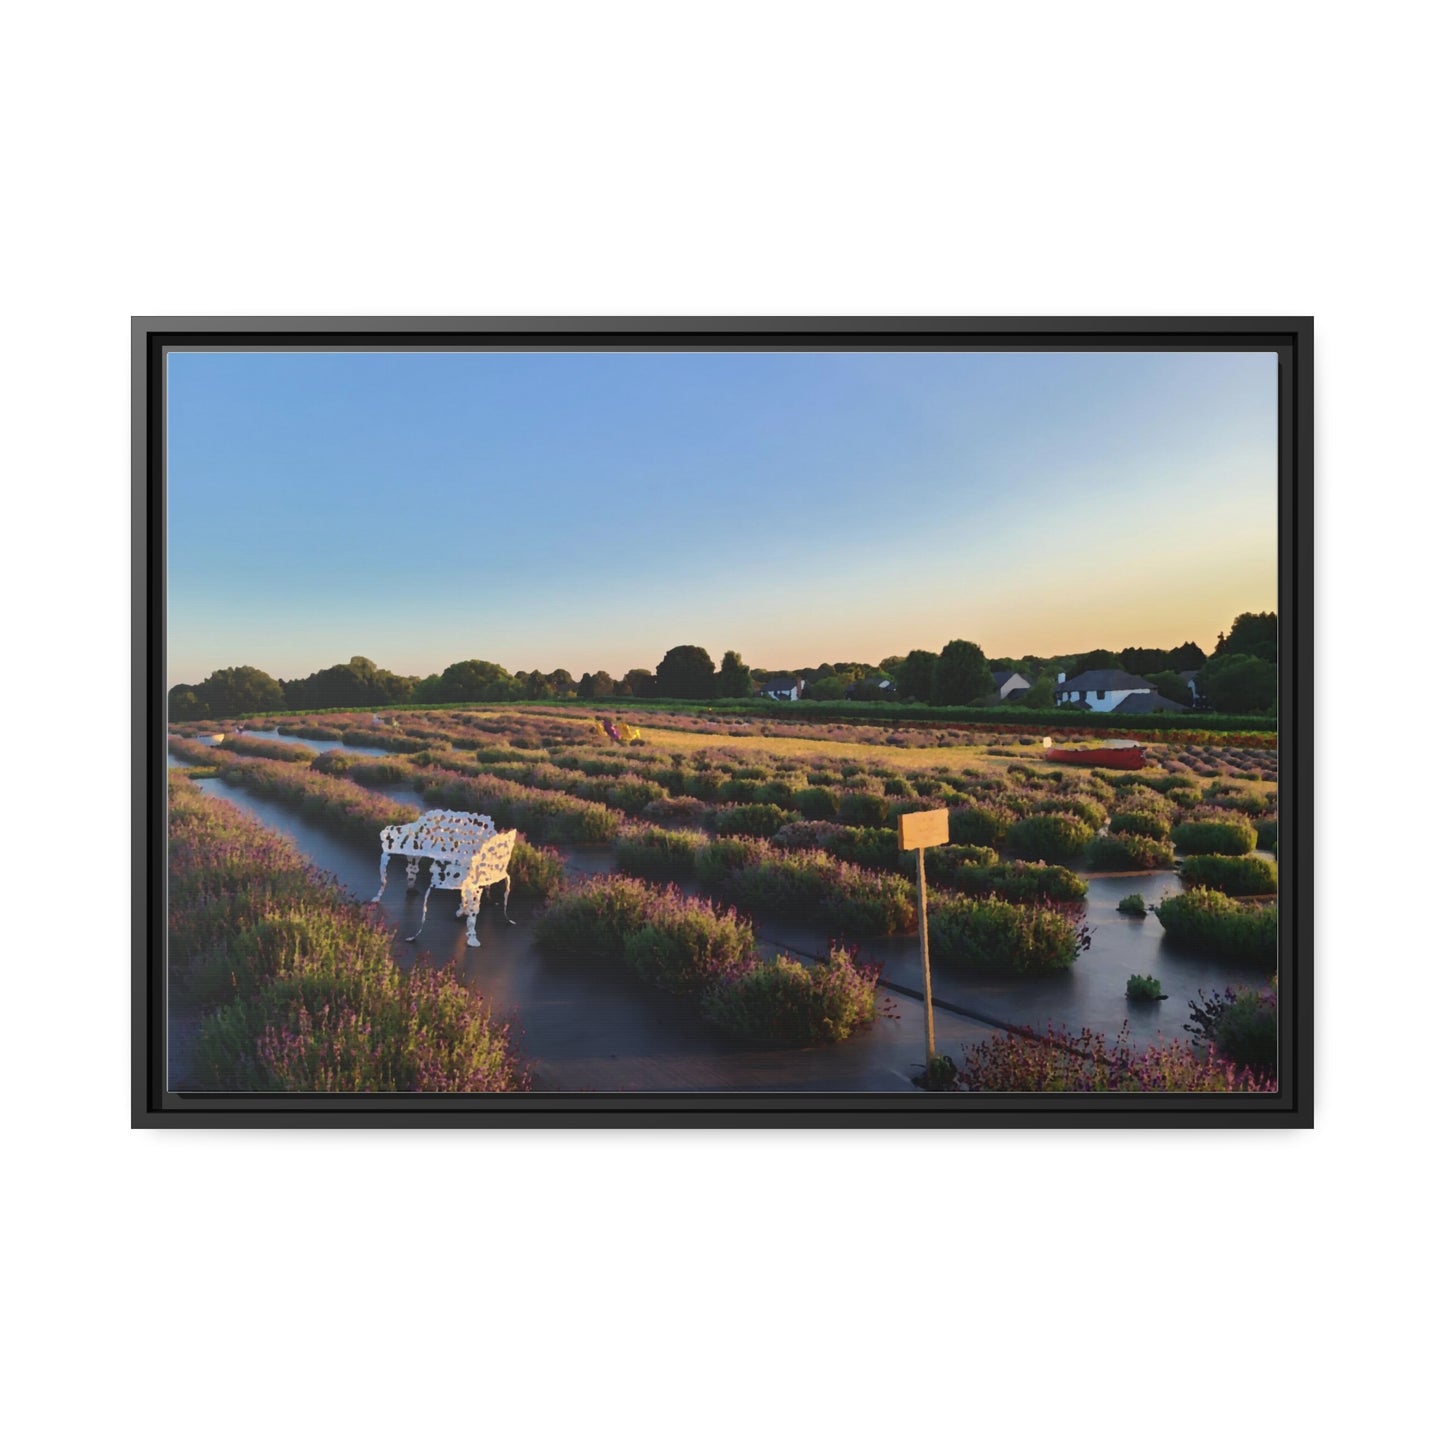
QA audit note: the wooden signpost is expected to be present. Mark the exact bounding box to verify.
[898,807,950,1062]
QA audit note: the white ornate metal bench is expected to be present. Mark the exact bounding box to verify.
[371,809,518,947]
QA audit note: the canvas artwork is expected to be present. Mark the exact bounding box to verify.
[145,320,1308,1125]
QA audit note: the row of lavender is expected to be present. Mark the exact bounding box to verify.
[168,773,526,1091]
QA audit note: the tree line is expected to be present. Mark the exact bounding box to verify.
[167,614,1278,720]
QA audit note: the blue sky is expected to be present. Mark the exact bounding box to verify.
[166,348,1277,686]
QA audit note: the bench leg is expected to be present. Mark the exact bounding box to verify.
[502,874,514,925]
[404,884,433,942]
[371,853,390,904]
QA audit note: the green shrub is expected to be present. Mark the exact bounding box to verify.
[1213,988,1278,1077]
[837,791,891,827]
[1155,889,1277,965]
[950,805,1013,848]
[1256,817,1279,853]
[1118,892,1147,917]
[1042,796,1108,829]
[1172,819,1258,855]
[1109,810,1171,841]
[1084,833,1175,870]
[507,840,567,898]
[931,842,999,868]
[616,827,705,879]
[695,837,771,888]
[703,947,879,1044]
[533,876,658,961]
[926,856,1087,905]
[1167,786,1204,807]
[794,785,841,820]
[819,868,917,935]
[1179,854,1278,895]
[722,851,838,912]
[1006,812,1094,863]
[712,802,799,838]
[927,896,1082,973]
[623,895,755,994]
[1126,973,1166,1001]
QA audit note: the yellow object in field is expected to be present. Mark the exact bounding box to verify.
[621,724,643,743]
[591,719,608,739]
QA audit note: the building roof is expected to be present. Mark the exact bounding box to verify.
[761,675,801,690]
[1111,691,1188,714]
[1056,669,1155,692]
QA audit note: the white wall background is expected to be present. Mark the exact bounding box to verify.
[4,3,1436,1442]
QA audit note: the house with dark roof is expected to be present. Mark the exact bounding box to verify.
[1111,690,1188,715]
[1054,668,1160,713]
[760,675,804,702]
[991,669,1032,701]
[844,675,897,700]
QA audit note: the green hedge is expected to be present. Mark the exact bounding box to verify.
[1179,854,1278,895]
[927,896,1083,974]
[1171,819,1258,855]
[1006,812,1095,863]
[1156,889,1277,965]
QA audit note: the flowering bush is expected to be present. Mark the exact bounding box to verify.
[1213,988,1278,1077]
[1117,892,1147,917]
[702,946,880,1043]
[169,774,525,1092]
[216,758,419,846]
[222,735,318,764]
[955,1022,1272,1092]
[793,785,841,820]
[819,867,917,935]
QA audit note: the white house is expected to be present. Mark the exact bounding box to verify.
[760,675,804,702]
[1054,668,1159,713]
[991,669,1032,701]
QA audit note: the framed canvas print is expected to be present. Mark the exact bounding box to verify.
[134,316,1312,1127]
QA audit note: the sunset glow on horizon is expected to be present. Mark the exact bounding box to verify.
[167,348,1277,687]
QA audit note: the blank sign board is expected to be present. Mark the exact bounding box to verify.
[898,808,949,851]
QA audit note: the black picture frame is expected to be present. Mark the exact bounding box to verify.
[134,315,1313,1128]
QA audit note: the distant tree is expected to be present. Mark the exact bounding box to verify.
[849,679,889,701]
[416,659,522,704]
[1073,648,1121,674]
[577,672,596,698]
[655,645,716,699]
[717,650,753,697]
[1146,670,1191,706]
[896,649,939,703]
[1019,677,1057,709]
[591,669,615,697]
[618,668,655,698]
[523,670,553,699]
[546,668,576,696]
[167,684,206,722]
[878,655,908,676]
[197,665,285,716]
[1120,647,1170,676]
[932,639,994,705]
[1215,612,1279,663]
[1167,640,1207,670]
[804,675,847,700]
[1199,654,1277,713]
